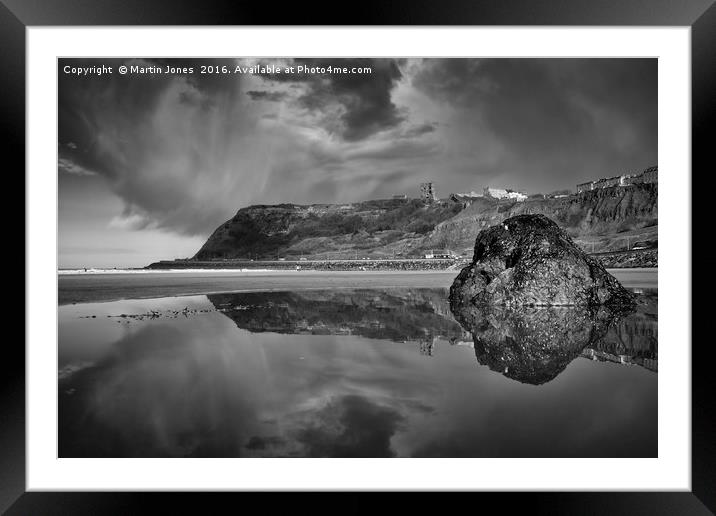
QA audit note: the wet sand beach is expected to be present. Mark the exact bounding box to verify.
[59,268,657,305]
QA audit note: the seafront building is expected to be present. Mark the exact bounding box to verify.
[576,165,657,193]
[423,249,457,259]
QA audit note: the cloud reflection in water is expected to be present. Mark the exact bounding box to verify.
[59,288,657,457]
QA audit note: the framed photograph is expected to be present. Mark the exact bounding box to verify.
[5,0,713,513]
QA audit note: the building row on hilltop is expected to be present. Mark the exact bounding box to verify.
[409,166,657,204]
[576,165,657,193]
[413,183,530,205]
[418,182,526,203]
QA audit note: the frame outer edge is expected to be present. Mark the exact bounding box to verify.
[0,0,27,513]
[691,1,716,513]
[5,0,714,513]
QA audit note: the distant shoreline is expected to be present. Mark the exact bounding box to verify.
[58,268,656,306]
[142,249,657,272]
[145,258,465,271]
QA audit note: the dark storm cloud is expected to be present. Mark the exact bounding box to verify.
[59,57,657,243]
[58,57,242,184]
[243,435,287,451]
[346,139,441,161]
[260,58,405,141]
[59,57,413,236]
[59,57,261,235]
[402,122,438,138]
[411,58,657,186]
[59,58,239,148]
[246,90,287,102]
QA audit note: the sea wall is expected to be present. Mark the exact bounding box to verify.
[146,258,467,271]
[147,249,656,271]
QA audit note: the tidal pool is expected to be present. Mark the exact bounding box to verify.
[59,287,657,457]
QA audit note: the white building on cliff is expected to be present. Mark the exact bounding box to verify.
[483,187,527,202]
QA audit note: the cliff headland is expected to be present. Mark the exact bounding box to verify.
[148,181,657,270]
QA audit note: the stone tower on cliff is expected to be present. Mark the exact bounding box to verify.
[420,182,437,202]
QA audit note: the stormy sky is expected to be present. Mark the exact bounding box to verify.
[58,58,657,268]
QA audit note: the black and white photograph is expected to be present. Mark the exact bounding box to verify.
[58,57,658,458]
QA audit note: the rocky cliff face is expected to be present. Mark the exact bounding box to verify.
[192,183,657,261]
[194,198,464,260]
[425,183,657,254]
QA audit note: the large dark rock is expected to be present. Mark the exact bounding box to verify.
[449,214,636,309]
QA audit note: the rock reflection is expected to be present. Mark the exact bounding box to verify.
[207,289,467,345]
[450,291,657,384]
[208,288,658,383]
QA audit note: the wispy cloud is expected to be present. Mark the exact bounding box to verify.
[58,156,96,176]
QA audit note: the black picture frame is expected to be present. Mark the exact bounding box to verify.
[3,1,713,514]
